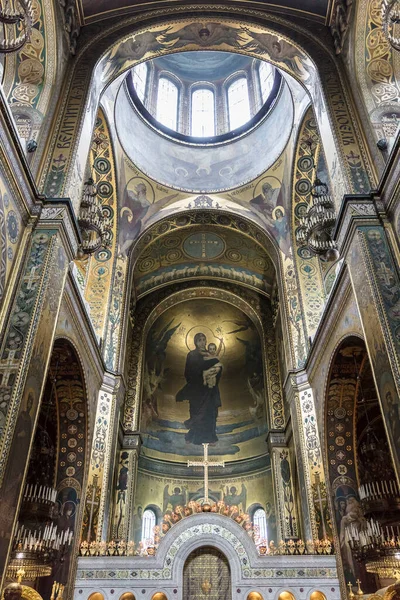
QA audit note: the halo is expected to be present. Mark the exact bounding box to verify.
[253,175,281,199]
[272,205,285,220]
[185,325,225,358]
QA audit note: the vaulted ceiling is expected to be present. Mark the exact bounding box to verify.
[77,0,331,25]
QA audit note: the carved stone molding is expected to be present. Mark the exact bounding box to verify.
[333,195,378,254]
[329,0,353,54]
[58,0,81,55]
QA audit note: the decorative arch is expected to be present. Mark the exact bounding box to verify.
[9,338,89,593]
[74,106,119,341]
[323,335,397,592]
[39,9,376,210]
[290,105,329,344]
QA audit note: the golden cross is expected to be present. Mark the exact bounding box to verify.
[347,582,355,599]
[187,443,224,504]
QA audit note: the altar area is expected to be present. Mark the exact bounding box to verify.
[74,513,340,600]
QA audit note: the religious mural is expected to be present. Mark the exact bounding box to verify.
[141,298,267,462]
[133,228,274,298]
[134,466,278,543]
[0,169,23,305]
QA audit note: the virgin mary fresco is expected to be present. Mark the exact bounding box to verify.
[176,332,223,445]
[141,299,267,460]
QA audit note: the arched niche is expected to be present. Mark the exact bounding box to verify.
[310,592,327,600]
[247,591,264,600]
[324,336,399,593]
[9,339,88,594]
[183,546,231,598]
[88,593,105,600]
[151,594,168,600]
[41,12,375,211]
[278,592,296,600]
[119,593,136,600]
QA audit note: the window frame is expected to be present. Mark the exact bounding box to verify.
[156,73,181,132]
[141,508,157,546]
[190,83,217,137]
[225,72,252,131]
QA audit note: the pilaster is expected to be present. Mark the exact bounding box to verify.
[286,372,332,543]
[267,430,300,542]
[334,195,400,482]
[0,199,80,588]
[81,372,124,543]
[110,432,142,542]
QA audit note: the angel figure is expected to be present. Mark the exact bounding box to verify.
[163,485,188,512]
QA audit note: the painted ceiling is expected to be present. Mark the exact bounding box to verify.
[149,52,255,82]
[133,225,275,298]
[115,76,293,193]
[78,0,331,25]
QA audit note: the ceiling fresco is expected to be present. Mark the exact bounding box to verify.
[115,77,294,193]
[141,298,268,471]
[133,226,275,298]
[78,0,330,25]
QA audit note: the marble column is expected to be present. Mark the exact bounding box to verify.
[0,201,79,588]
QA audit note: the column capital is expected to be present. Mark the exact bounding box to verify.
[285,370,310,401]
[333,194,380,255]
[266,430,286,451]
[39,199,81,260]
[121,432,142,452]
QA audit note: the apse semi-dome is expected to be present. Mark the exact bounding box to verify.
[115,51,294,194]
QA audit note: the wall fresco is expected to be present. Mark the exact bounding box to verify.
[0,168,23,304]
[80,108,118,340]
[141,298,267,463]
[291,107,327,341]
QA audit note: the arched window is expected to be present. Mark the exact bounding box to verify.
[156,77,179,130]
[253,508,268,542]
[191,88,215,137]
[141,508,156,545]
[259,61,274,104]
[227,76,251,130]
[132,62,148,104]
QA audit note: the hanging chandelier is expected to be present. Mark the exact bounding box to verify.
[382,0,400,52]
[77,175,112,256]
[0,0,34,53]
[6,484,73,580]
[295,138,339,261]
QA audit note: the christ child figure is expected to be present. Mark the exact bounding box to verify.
[201,339,223,388]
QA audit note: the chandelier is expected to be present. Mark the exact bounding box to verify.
[295,140,339,262]
[6,484,73,580]
[0,0,34,53]
[382,0,400,52]
[78,175,112,256]
[347,517,400,581]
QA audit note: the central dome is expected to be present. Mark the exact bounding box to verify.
[127,51,280,143]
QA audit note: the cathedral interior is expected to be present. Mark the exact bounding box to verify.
[1,1,400,600]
